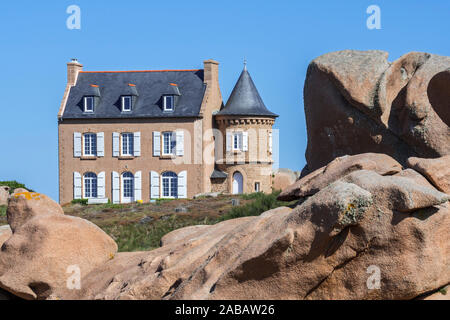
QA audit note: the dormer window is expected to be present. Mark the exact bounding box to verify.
[122,96,132,112]
[84,96,94,113]
[163,95,174,111]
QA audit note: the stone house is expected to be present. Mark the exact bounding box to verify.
[58,59,277,204]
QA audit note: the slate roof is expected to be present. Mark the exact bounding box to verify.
[217,66,278,117]
[61,69,205,119]
[210,169,228,179]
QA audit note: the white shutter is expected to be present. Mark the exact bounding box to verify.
[97,132,104,157]
[134,171,142,201]
[134,132,141,157]
[73,172,82,199]
[242,132,248,151]
[98,171,105,198]
[178,170,187,199]
[153,131,161,156]
[112,171,120,204]
[150,171,160,199]
[269,132,273,154]
[74,132,82,157]
[226,131,232,152]
[112,132,120,157]
[176,130,184,156]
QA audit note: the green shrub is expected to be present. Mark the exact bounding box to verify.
[71,199,88,205]
[0,206,6,217]
[155,198,176,205]
[240,192,265,200]
[0,181,33,194]
[220,191,286,221]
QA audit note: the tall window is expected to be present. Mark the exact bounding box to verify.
[162,171,178,198]
[84,172,98,198]
[84,96,94,112]
[122,96,132,112]
[255,182,260,192]
[83,133,97,156]
[233,132,243,151]
[163,132,176,155]
[163,95,174,111]
[122,133,134,156]
[122,172,134,202]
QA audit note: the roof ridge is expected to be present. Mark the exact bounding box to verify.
[80,69,201,74]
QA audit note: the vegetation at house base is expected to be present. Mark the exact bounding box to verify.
[0,181,33,193]
[0,206,7,226]
[71,199,89,205]
[62,192,295,252]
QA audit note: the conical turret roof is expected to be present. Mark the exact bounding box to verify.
[217,65,278,117]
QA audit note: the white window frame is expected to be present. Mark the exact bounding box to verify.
[233,132,243,151]
[163,95,174,111]
[84,96,94,113]
[122,96,132,112]
[83,133,97,156]
[121,133,134,156]
[83,172,98,199]
[161,171,178,199]
[121,172,134,203]
[162,131,176,155]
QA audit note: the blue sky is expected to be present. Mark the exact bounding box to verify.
[0,1,448,201]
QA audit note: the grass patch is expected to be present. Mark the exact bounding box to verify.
[219,191,288,221]
[0,205,7,226]
[0,206,6,217]
[103,215,212,252]
[65,192,294,252]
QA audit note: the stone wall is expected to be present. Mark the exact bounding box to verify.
[58,118,204,204]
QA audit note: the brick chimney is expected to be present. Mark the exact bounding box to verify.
[67,58,83,85]
[203,59,219,87]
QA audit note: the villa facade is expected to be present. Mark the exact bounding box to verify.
[58,59,277,204]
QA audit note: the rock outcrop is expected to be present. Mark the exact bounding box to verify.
[0,50,448,301]
[53,157,449,300]
[272,169,300,192]
[407,155,450,194]
[303,50,450,173]
[0,187,9,206]
[0,191,117,300]
[0,225,11,248]
[278,153,402,201]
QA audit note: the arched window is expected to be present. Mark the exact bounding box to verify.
[84,172,97,198]
[122,172,134,202]
[162,171,178,198]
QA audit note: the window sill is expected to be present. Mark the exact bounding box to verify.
[119,156,135,160]
[160,154,176,159]
[80,156,98,160]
